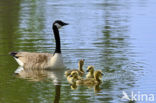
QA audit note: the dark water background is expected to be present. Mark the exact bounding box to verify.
[0,0,156,103]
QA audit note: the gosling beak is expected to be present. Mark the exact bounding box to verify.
[101,73,104,76]
[86,70,89,72]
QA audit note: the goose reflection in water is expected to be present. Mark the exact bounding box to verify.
[14,66,65,85]
[14,66,65,103]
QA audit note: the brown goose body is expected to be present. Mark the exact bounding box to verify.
[11,52,58,69]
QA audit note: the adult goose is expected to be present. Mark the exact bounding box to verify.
[10,20,68,69]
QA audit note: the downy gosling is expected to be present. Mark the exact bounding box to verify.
[86,66,94,78]
[76,70,103,86]
[65,59,85,77]
[67,71,81,84]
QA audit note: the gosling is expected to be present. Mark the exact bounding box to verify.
[76,70,103,86]
[86,66,94,78]
[65,59,85,77]
[67,71,80,84]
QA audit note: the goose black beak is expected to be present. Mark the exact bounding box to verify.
[63,23,69,26]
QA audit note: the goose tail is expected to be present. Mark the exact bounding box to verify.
[9,52,18,58]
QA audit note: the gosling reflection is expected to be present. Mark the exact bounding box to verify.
[70,83,77,90]
[70,82,101,93]
[14,66,65,85]
[94,84,101,93]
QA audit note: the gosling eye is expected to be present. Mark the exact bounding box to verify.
[70,75,73,77]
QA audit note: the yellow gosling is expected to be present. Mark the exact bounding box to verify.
[65,59,85,77]
[86,66,94,78]
[67,71,81,84]
[76,70,103,86]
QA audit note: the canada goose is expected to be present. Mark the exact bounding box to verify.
[86,66,94,78]
[67,71,80,84]
[10,20,68,69]
[64,59,85,77]
[76,70,103,86]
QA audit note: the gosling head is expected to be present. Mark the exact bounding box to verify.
[94,70,104,79]
[86,66,94,72]
[53,20,69,29]
[78,59,85,66]
[69,71,79,78]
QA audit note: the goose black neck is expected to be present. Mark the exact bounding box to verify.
[53,25,61,53]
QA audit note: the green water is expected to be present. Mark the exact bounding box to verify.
[0,0,156,103]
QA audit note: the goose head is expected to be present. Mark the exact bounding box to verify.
[86,66,94,72]
[53,20,69,29]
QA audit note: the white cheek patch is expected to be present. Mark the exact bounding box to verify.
[54,23,62,29]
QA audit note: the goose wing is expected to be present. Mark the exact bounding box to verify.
[10,52,53,67]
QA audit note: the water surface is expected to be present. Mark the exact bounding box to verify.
[0,0,156,103]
